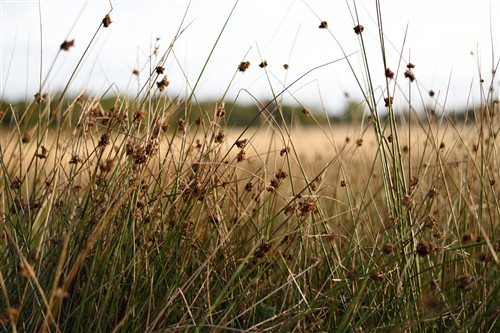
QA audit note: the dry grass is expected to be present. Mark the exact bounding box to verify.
[1,1,498,332]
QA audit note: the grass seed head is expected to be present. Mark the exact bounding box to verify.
[22,132,32,143]
[370,271,384,281]
[280,146,290,156]
[10,177,22,189]
[236,138,248,149]
[416,240,434,257]
[236,150,246,162]
[461,232,473,243]
[301,107,312,116]
[177,119,186,132]
[275,169,287,180]
[245,182,253,192]
[382,243,394,255]
[384,96,393,107]
[157,76,169,91]
[35,146,48,159]
[456,275,474,291]
[98,133,110,147]
[427,187,440,199]
[155,66,165,74]
[102,14,112,27]
[353,25,364,34]
[319,21,328,29]
[259,60,268,68]
[238,61,250,72]
[404,69,415,82]
[60,39,75,51]
[385,68,394,79]
[216,130,225,143]
[424,215,437,228]
[477,251,493,263]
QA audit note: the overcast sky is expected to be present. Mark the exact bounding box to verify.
[1,0,499,113]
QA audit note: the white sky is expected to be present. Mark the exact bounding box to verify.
[1,0,499,114]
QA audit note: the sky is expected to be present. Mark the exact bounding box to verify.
[1,0,499,114]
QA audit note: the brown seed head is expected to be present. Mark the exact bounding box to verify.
[319,21,328,29]
[280,146,290,156]
[22,132,31,143]
[238,61,250,72]
[382,243,394,255]
[102,14,112,27]
[177,119,186,132]
[302,107,312,116]
[259,60,268,68]
[429,90,435,97]
[385,68,394,79]
[98,133,110,147]
[370,271,384,281]
[384,96,393,107]
[245,182,253,192]
[456,275,474,291]
[461,232,473,243]
[416,240,434,257]
[386,216,397,229]
[235,138,248,149]
[284,202,297,216]
[155,66,165,74]
[407,63,415,69]
[424,215,437,228]
[427,187,440,199]
[402,194,413,208]
[353,25,364,34]
[60,39,75,51]
[477,251,492,263]
[404,69,415,82]
[157,76,169,91]
[236,150,245,162]
[69,155,82,164]
[275,169,288,180]
[133,110,145,123]
[299,198,317,217]
[215,130,225,143]
[283,63,289,70]
[10,177,22,190]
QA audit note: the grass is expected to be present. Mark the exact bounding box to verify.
[1,1,499,332]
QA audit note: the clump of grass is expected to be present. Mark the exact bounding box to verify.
[1,1,498,332]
